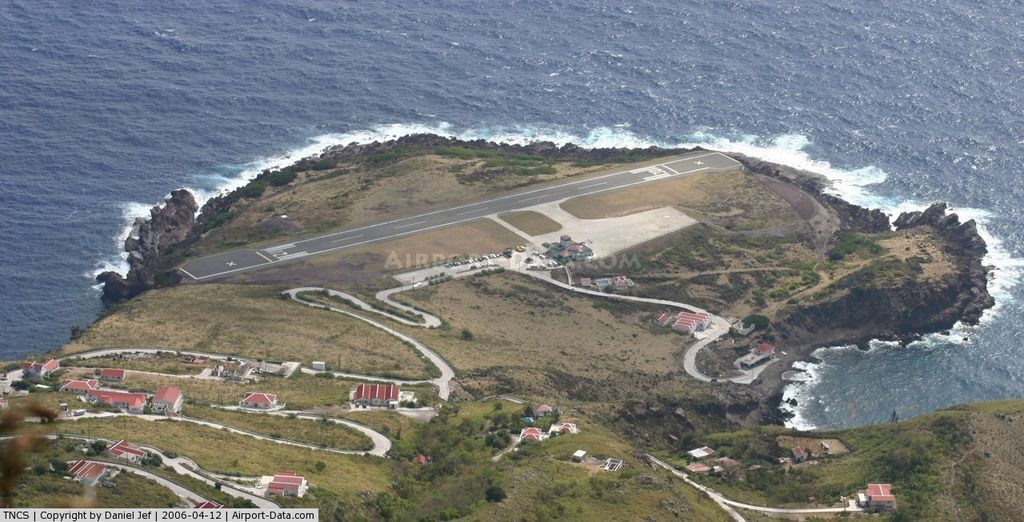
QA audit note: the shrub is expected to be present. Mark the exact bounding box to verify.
[484,484,507,502]
[460,329,474,341]
[742,314,770,330]
[268,170,297,187]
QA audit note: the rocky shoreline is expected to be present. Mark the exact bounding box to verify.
[715,156,995,427]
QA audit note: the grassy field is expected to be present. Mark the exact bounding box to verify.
[560,170,801,230]
[11,471,183,508]
[497,210,563,235]
[59,284,434,378]
[184,404,373,451]
[66,352,211,375]
[57,416,390,498]
[394,272,696,401]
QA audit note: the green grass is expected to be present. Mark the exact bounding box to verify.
[184,404,373,451]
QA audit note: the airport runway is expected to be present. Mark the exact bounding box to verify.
[179,151,741,280]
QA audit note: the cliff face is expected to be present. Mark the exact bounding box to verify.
[778,202,993,349]
[96,189,197,301]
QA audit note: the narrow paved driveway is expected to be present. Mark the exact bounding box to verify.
[81,459,208,505]
[647,455,867,519]
[215,406,392,457]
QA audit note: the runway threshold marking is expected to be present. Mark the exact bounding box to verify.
[256,251,274,262]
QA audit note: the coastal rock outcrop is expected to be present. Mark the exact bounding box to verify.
[96,189,198,301]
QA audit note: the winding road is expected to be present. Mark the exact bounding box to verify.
[285,287,453,400]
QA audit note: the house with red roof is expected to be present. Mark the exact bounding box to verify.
[194,501,223,509]
[263,472,307,498]
[22,358,60,378]
[736,342,778,369]
[792,446,808,463]
[672,312,712,334]
[239,392,278,410]
[60,379,99,395]
[577,277,592,288]
[86,390,147,413]
[106,440,146,463]
[99,368,126,382]
[518,427,547,444]
[152,386,183,414]
[532,404,553,417]
[548,422,580,435]
[67,460,108,486]
[687,446,716,460]
[415,455,433,465]
[858,483,896,511]
[654,311,677,327]
[351,383,400,409]
[685,462,711,474]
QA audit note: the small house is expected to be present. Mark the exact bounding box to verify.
[548,422,580,435]
[86,390,146,414]
[99,368,126,382]
[686,446,716,460]
[578,277,592,288]
[351,383,400,409]
[415,455,433,465]
[264,472,307,498]
[858,483,896,511]
[67,460,108,486]
[106,440,146,463]
[594,278,613,291]
[572,450,587,462]
[22,359,60,378]
[152,386,183,414]
[610,275,634,288]
[685,462,711,474]
[240,392,278,410]
[519,427,547,443]
[60,379,99,395]
[736,343,776,369]
[532,404,553,417]
[654,311,677,327]
[792,446,808,463]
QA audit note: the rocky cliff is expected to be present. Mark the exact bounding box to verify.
[95,189,197,301]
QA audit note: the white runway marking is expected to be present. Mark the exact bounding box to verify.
[331,233,364,244]
[394,220,427,229]
[256,251,274,262]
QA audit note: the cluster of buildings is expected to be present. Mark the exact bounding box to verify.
[735,342,776,370]
[259,471,308,498]
[518,422,580,444]
[683,446,740,475]
[59,372,183,415]
[22,358,60,378]
[653,310,713,335]
[349,383,415,409]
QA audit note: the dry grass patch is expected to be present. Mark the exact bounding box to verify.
[560,170,800,230]
[184,404,373,451]
[497,210,563,235]
[59,416,389,498]
[392,273,694,399]
[62,284,432,378]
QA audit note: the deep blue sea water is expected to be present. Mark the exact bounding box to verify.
[2,1,1022,429]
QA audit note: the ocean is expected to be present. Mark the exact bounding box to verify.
[1,0,1022,429]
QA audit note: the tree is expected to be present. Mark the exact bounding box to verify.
[485,484,507,502]
[460,329,474,341]
[742,314,770,330]
[315,461,326,472]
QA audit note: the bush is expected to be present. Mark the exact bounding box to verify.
[268,170,297,187]
[742,314,770,330]
[460,329,474,341]
[238,181,267,199]
[484,484,507,502]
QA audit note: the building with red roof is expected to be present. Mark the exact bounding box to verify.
[99,368,126,382]
[60,379,99,394]
[22,358,60,378]
[792,446,808,463]
[351,383,400,409]
[577,277,592,288]
[264,472,307,498]
[152,386,183,414]
[859,483,896,510]
[548,422,580,435]
[754,343,776,355]
[654,311,677,327]
[532,404,552,417]
[106,440,146,463]
[86,390,147,413]
[685,462,711,474]
[672,312,712,334]
[67,460,108,486]
[239,392,278,410]
[518,427,547,444]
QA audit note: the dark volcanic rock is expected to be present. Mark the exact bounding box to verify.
[97,189,197,301]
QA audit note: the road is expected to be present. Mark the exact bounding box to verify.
[180,151,741,281]
[80,459,209,505]
[213,406,392,457]
[286,287,454,400]
[646,455,867,520]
